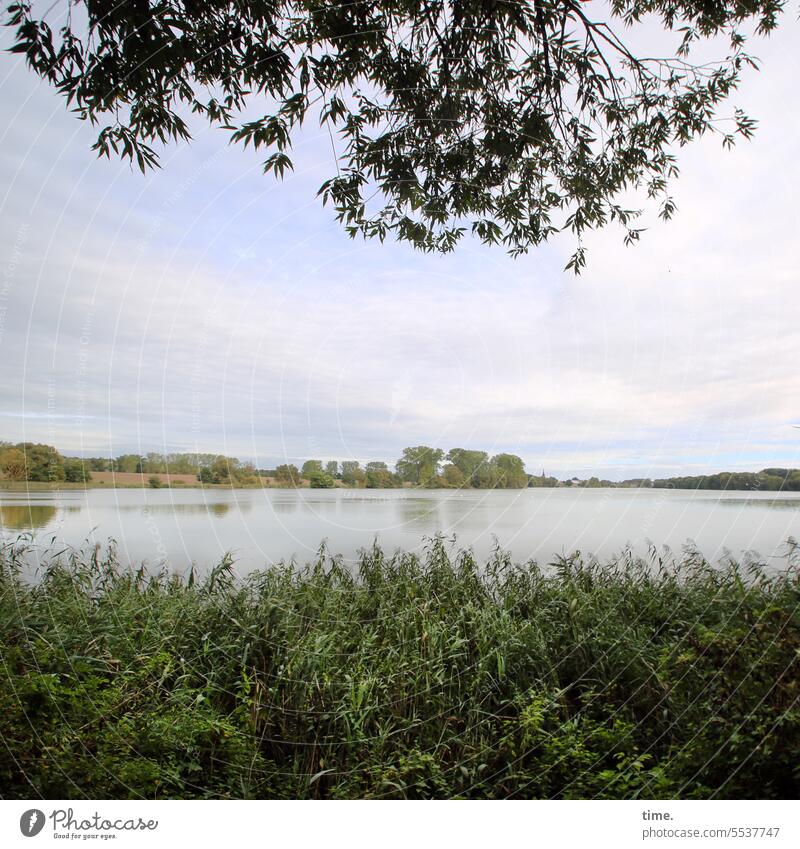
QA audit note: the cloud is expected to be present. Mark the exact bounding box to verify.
[1,18,799,479]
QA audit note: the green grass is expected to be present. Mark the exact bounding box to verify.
[1,536,798,799]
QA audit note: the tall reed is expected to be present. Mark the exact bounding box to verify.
[1,535,798,799]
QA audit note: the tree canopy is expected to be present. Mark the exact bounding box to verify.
[5,0,783,269]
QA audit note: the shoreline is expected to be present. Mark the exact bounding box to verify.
[4,481,800,495]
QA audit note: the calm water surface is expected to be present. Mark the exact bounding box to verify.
[1,487,799,574]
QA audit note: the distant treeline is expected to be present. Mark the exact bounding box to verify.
[267,448,533,489]
[643,469,800,491]
[0,442,533,489]
[2,440,800,491]
[0,443,259,486]
[0,442,90,483]
[555,469,800,491]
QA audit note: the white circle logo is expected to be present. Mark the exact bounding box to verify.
[19,810,45,837]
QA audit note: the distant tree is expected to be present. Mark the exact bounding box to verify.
[445,449,490,487]
[762,468,792,480]
[396,447,444,487]
[527,474,559,488]
[441,464,466,489]
[142,452,167,474]
[195,455,247,484]
[302,460,324,479]
[471,463,497,489]
[210,456,239,484]
[365,462,397,488]
[114,454,143,473]
[148,476,162,489]
[193,454,220,474]
[0,447,26,481]
[164,453,196,474]
[235,462,258,486]
[325,460,339,479]
[7,1,780,269]
[649,469,800,491]
[308,470,335,488]
[275,464,301,486]
[197,467,216,484]
[14,443,65,482]
[340,461,364,486]
[64,458,91,483]
[490,454,528,489]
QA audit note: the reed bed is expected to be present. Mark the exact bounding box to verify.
[1,536,798,799]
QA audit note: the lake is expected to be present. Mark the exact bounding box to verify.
[1,487,799,574]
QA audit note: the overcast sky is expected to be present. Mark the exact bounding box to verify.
[1,12,799,479]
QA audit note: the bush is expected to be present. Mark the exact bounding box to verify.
[0,537,797,799]
[308,470,335,488]
[64,458,92,483]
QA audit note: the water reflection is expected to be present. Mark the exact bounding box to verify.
[132,502,241,517]
[0,504,58,530]
[270,495,300,514]
[397,497,442,528]
[709,498,800,511]
[1,487,798,572]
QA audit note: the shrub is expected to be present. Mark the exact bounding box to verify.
[0,537,797,799]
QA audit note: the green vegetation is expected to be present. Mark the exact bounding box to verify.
[528,474,560,488]
[650,469,800,492]
[7,2,780,267]
[562,469,800,491]
[365,462,398,489]
[0,442,86,483]
[609,470,800,491]
[5,440,800,492]
[196,456,258,486]
[396,446,528,489]
[301,460,323,478]
[1,536,797,800]
[340,460,364,486]
[308,470,335,489]
[274,464,301,486]
[397,446,444,487]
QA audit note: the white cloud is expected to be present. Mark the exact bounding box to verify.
[1,17,799,478]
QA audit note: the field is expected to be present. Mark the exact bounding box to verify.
[0,473,337,490]
[88,471,201,487]
[1,536,798,800]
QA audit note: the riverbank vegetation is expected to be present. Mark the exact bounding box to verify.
[1,536,797,800]
[648,469,800,492]
[3,441,800,492]
[0,442,532,490]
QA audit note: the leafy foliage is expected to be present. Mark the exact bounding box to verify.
[308,469,335,487]
[274,463,301,485]
[396,445,445,485]
[652,469,800,490]
[365,461,399,488]
[1,535,798,799]
[4,0,782,267]
[0,442,71,482]
[340,460,365,485]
